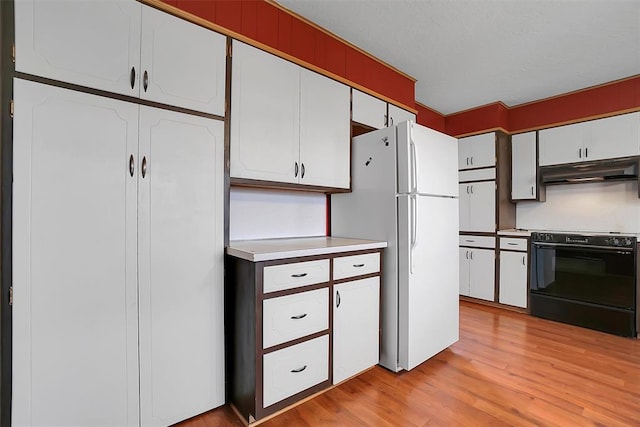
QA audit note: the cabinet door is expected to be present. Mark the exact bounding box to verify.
[459,248,470,296]
[469,249,495,301]
[333,277,380,384]
[13,79,140,426]
[585,112,640,161]
[15,0,141,97]
[140,5,226,115]
[458,185,471,231]
[511,132,537,200]
[299,69,350,188]
[468,181,496,233]
[499,251,528,308]
[352,89,387,129]
[388,103,416,126]
[138,107,225,426]
[458,133,495,170]
[538,121,587,166]
[230,41,300,183]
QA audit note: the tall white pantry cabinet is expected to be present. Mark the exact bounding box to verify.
[12,1,226,426]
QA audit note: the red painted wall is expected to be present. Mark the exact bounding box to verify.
[443,76,640,137]
[164,0,416,107]
[415,103,446,134]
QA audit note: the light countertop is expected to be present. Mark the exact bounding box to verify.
[227,236,387,262]
[497,229,532,237]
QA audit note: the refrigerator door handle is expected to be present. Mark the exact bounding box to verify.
[410,195,418,274]
[410,139,418,193]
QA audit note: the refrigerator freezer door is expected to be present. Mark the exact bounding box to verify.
[397,121,459,197]
[397,194,459,371]
[331,125,400,371]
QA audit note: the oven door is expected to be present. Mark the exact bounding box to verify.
[530,243,636,310]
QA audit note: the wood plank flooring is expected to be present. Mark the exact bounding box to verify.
[178,301,640,426]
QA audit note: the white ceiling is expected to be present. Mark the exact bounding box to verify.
[277,0,640,115]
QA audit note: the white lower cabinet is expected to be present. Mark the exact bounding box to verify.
[499,250,529,309]
[333,277,380,384]
[13,79,225,427]
[459,247,495,301]
[227,248,382,423]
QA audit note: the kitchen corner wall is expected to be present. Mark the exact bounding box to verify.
[516,181,640,233]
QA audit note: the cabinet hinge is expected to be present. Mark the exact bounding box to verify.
[9,99,14,119]
[9,286,13,306]
[12,43,16,63]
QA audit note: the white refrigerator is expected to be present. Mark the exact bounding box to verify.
[332,120,459,372]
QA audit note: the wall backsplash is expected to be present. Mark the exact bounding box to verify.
[516,181,640,233]
[229,187,326,241]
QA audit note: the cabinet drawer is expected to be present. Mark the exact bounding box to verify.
[500,237,528,251]
[333,252,380,280]
[459,235,495,249]
[263,259,330,293]
[263,288,329,348]
[263,335,329,408]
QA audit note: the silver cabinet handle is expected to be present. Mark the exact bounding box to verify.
[470,251,474,260]
[531,186,534,196]
[301,163,305,179]
[141,156,147,178]
[291,365,307,373]
[384,114,388,127]
[390,116,394,126]
[579,148,582,158]
[466,185,470,194]
[522,256,526,265]
[291,313,307,320]
[465,250,469,259]
[585,147,588,158]
[294,162,299,178]
[507,242,518,246]
[130,67,136,89]
[470,156,474,165]
[470,185,474,194]
[291,273,307,278]
[129,155,135,177]
[465,239,475,243]
[466,157,469,166]
[143,70,149,92]
[336,290,341,308]
[353,263,365,268]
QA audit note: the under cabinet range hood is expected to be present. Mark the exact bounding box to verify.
[540,157,640,185]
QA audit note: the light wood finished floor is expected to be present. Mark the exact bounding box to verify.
[178,301,640,426]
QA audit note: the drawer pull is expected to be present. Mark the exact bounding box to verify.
[507,242,518,246]
[290,365,307,373]
[291,273,308,278]
[353,263,365,267]
[290,313,307,320]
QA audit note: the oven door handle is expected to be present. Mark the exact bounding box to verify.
[532,242,634,252]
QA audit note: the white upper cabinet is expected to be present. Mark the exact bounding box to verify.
[388,104,416,126]
[15,0,226,115]
[231,41,350,189]
[459,181,496,233]
[539,113,640,165]
[511,131,537,200]
[352,89,387,129]
[458,133,496,170]
[299,68,350,189]
[230,41,300,184]
[15,0,142,97]
[139,6,226,115]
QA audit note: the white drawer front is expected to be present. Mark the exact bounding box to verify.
[263,288,329,348]
[263,335,329,408]
[263,259,330,293]
[458,168,496,182]
[333,252,380,280]
[500,237,528,251]
[459,235,495,249]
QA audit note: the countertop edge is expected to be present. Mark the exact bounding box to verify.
[227,241,388,262]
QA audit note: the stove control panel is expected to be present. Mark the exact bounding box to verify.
[531,232,636,248]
